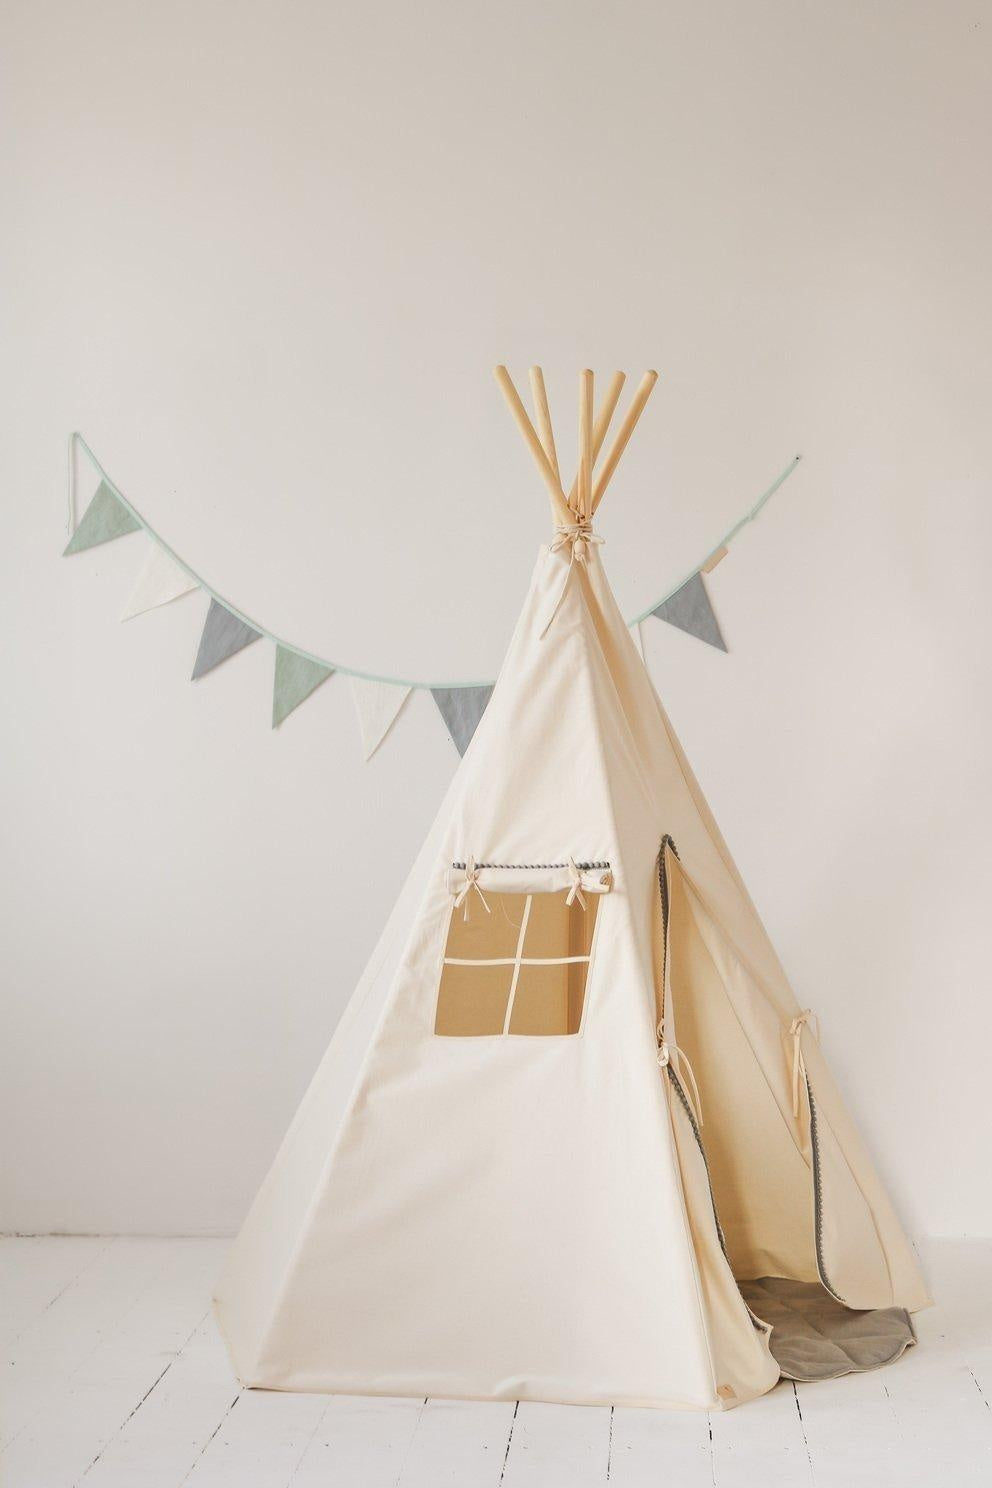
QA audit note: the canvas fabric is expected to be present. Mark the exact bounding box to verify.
[214,541,929,1410]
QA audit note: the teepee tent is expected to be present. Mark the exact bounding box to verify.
[215,368,928,1410]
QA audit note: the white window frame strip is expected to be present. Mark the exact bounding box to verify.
[501,894,533,1035]
[442,955,593,967]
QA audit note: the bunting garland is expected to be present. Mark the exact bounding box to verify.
[62,433,802,758]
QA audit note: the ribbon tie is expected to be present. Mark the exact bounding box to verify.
[790,1009,819,1117]
[657,1027,704,1127]
[550,521,604,563]
[540,522,605,638]
[565,856,587,909]
[453,856,491,922]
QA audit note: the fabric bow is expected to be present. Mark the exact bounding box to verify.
[540,522,606,638]
[564,856,587,909]
[453,856,491,922]
[790,1008,819,1117]
[550,521,605,563]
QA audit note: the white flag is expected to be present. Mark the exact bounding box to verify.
[121,542,198,620]
[349,677,411,759]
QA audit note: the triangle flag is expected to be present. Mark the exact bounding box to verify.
[272,646,333,727]
[64,480,141,555]
[192,599,262,680]
[650,572,727,651]
[431,684,494,756]
[121,543,199,620]
[349,677,411,759]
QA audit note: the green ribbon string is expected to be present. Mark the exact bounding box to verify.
[627,454,803,627]
[67,432,802,691]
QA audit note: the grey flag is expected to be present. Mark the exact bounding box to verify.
[651,572,727,651]
[192,599,262,680]
[431,685,494,756]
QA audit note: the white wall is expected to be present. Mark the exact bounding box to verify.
[3,0,990,1239]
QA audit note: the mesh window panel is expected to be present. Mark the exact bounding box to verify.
[510,959,589,1035]
[435,961,513,1036]
[443,892,527,960]
[436,888,600,1037]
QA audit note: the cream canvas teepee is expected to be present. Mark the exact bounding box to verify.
[215,368,929,1411]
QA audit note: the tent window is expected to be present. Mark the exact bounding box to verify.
[435,890,600,1037]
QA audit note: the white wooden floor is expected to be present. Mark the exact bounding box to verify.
[0,1238,988,1487]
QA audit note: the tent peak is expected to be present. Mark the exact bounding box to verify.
[493,366,658,528]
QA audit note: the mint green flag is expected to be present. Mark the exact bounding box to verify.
[64,480,141,555]
[272,645,333,727]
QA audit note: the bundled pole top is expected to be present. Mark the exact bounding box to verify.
[493,365,658,530]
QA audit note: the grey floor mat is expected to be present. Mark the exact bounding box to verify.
[739,1276,916,1382]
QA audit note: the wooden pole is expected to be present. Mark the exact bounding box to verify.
[493,366,571,525]
[577,370,594,519]
[591,370,658,512]
[567,371,625,511]
[528,367,561,489]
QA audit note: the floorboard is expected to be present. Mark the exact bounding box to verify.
[288,1394,426,1486]
[500,1400,611,1486]
[0,1237,989,1487]
[182,1389,327,1487]
[709,1383,814,1487]
[608,1404,713,1485]
[394,1397,517,1486]
[1,1239,220,1485]
[0,1236,113,1349]
[82,1317,241,1487]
